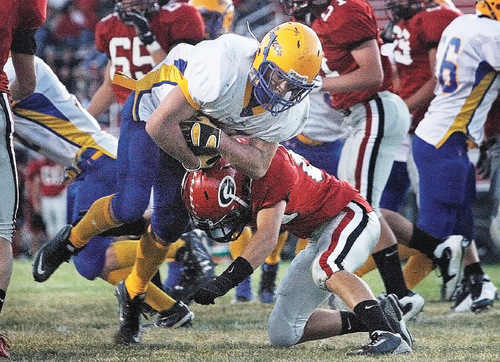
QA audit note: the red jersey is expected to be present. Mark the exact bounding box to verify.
[249,146,371,238]
[26,158,66,197]
[0,0,46,93]
[483,97,500,140]
[95,2,204,103]
[393,5,460,129]
[312,0,393,110]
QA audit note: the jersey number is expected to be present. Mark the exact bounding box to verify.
[393,25,413,66]
[320,0,347,22]
[109,37,155,79]
[287,150,324,183]
[437,37,460,93]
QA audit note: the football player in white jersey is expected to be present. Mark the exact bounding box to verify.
[412,1,500,311]
[33,22,323,344]
[7,55,206,328]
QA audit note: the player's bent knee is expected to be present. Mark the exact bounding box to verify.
[267,309,303,347]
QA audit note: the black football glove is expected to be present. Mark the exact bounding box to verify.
[119,10,156,46]
[193,275,233,305]
[181,115,222,155]
[193,257,253,305]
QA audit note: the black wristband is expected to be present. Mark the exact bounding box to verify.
[221,257,254,287]
[140,31,155,46]
[11,29,37,54]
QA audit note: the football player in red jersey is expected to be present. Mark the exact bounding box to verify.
[33,22,323,344]
[183,147,413,355]
[0,0,46,358]
[87,0,205,117]
[357,0,461,308]
[283,0,429,320]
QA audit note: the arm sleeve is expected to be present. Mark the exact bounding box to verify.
[11,29,37,54]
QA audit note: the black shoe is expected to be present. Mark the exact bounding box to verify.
[146,301,194,328]
[172,230,216,303]
[177,230,216,279]
[258,263,278,304]
[32,225,81,282]
[379,294,414,347]
[114,281,145,344]
[350,331,412,355]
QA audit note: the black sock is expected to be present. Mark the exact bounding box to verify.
[409,225,443,258]
[340,311,369,335]
[0,289,5,314]
[353,300,392,334]
[464,262,484,279]
[372,245,410,299]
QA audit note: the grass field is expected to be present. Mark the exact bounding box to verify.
[2,258,500,361]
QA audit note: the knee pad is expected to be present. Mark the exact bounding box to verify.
[267,308,302,347]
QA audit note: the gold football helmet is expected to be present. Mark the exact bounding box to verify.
[476,0,500,20]
[189,0,234,39]
[249,22,323,116]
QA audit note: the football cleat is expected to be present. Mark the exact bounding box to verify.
[32,225,82,282]
[452,281,473,313]
[471,274,498,312]
[258,263,278,304]
[0,334,11,359]
[433,235,470,301]
[146,301,194,328]
[350,331,412,355]
[399,291,425,323]
[379,294,414,347]
[233,276,254,303]
[453,274,498,313]
[171,230,216,304]
[114,281,145,344]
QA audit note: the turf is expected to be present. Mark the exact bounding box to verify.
[2,259,499,361]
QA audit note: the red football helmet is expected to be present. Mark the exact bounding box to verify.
[182,158,251,243]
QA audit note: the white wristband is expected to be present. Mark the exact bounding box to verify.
[182,157,202,172]
[146,41,162,53]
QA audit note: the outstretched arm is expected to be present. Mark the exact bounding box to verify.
[193,201,286,305]
[219,136,278,180]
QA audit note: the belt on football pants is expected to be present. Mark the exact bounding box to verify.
[76,147,105,163]
[296,133,324,146]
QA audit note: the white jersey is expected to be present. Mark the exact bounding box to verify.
[415,15,500,148]
[5,57,118,167]
[132,34,309,143]
[300,91,346,143]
